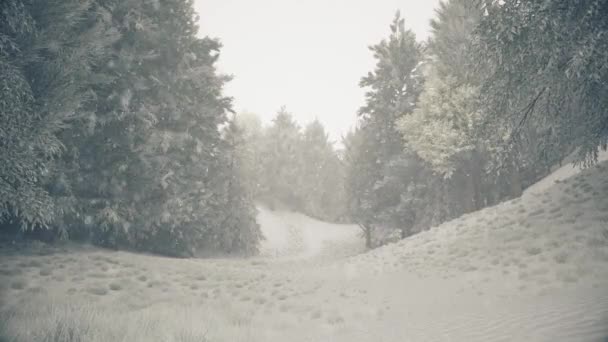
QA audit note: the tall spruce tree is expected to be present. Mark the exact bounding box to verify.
[58,0,258,255]
[0,0,116,231]
[348,12,423,246]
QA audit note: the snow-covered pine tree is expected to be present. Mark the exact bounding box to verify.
[0,0,116,232]
[60,0,180,250]
[258,107,303,210]
[216,117,263,255]
[59,0,259,256]
[348,11,424,246]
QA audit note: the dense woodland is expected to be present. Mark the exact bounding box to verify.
[1,0,607,255]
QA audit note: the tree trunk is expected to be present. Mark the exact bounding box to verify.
[361,223,373,249]
[507,156,523,198]
[472,159,484,210]
[400,227,406,239]
[462,168,481,213]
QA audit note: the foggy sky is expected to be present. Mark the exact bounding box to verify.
[193,0,441,142]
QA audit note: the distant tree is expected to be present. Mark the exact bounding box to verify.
[299,120,345,221]
[216,117,263,255]
[323,151,348,222]
[238,111,346,221]
[234,112,265,198]
[259,107,303,209]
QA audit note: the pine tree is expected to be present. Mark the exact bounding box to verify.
[359,12,422,160]
[347,12,424,246]
[259,107,303,210]
[343,128,376,248]
[234,112,265,199]
[57,0,257,255]
[0,0,116,231]
[217,117,263,255]
[474,0,608,166]
[397,0,488,212]
[296,120,346,221]
[237,112,346,222]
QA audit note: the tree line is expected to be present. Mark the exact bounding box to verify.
[1,0,606,254]
[344,0,607,248]
[233,109,347,223]
[0,0,260,256]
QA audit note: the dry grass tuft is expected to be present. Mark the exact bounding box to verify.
[39,267,53,276]
[86,286,108,296]
[554,251,569,264]
[0,302,215,342]
[0,262,20,272]
[10,278,27,290]
[18,259,44,268]
[109,282,123,291]
[524,246,542,256]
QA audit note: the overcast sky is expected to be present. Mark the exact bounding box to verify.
[193,0,441,141]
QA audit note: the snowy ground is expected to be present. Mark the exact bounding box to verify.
[1,161,608,341]
[257,207,364,261]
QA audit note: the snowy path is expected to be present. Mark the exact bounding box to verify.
[257,207,365,261]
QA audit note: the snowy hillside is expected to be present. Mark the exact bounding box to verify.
[2,161,608,342]
[330,160,608,341]
[255,159,608,341]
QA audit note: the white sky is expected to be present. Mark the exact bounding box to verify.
[193,0,441,141]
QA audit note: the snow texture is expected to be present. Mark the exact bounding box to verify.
[2,158,608,341]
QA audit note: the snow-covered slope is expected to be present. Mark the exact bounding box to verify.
[2,161,608,342]
[324,160,608,341]
[252,160,608,341]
